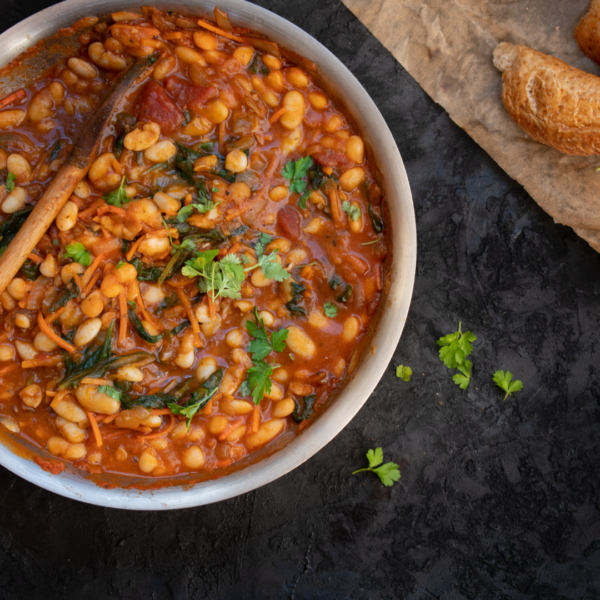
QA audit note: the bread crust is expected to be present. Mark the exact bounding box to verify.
[493,42,600,155]
[575,0,600,65]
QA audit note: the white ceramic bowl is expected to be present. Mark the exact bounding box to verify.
[0,0,416,510]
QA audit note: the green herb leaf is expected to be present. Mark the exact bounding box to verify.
[63,242,92,267]
[292,394,315,422]
[341,201,361,221]
[239,379,250,398]
[452,360,472,389]
[282,156,313,195]
[493,370,523,400]
[298,190,310,210]
[6,172,16,192]
[103,176,130,207]
[116,261,125,269]
[167,368,224,429]
[436,322,476,369]
[395,365,412,382]
[246,308,288,360]
[323,301,338,318]
[98,386,122,400]
[247,359,276,405]
[352,447,401,487]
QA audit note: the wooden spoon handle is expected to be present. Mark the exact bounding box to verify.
[0,59,149,296]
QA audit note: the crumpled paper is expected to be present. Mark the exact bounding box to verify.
[341,0,600,252]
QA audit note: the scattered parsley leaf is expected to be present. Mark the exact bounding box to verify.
[452,360,472,390]
[493,370,523,400]
[98,386,122,400]
[5,172,16,192]
[270,329,288,353]
[342,201,361,221]
[103,176,130,207]
[395,365,412,382]
[352,447,401,487]
[63,242,92,267]
[323,301,338,318]
[246,308,288,360]
[182,249,245,300]
[255,232,272,257]
[282,156,313,194]
[436,322,476,369]
[248,359,277,405]
[116,261,125,269]
[299,190,310,210]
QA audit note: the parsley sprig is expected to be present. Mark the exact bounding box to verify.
[493,370,523,400]
[245,309,288,404]
[436,322,476,389]
[182,249,245,300]
[395,365,412,382]
[98,386,122,400]
[352,448,401,487]
[342,201,361,221]
[103,176,130,208]
[323,301,338,318]
[64,242,92,267]
[282,156,313,194]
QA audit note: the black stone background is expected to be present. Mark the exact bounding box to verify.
[2,0,600,598]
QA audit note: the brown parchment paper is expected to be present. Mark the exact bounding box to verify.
[340,0,600,252]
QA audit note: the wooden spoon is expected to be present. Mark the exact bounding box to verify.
[0,58,150,296]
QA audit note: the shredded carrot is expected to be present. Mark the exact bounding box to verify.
[135,291,161,332]
[46,306,66,324]
[162,31,183,40]
[100,225,111,239]
[50,389,69,410]
[82,271,101,298]
[329,189,344,225]
[297,420,309,433]
[21,356,64,369]
[218,121,226,152]
[72,273,84,295]
[68,194,84,209]
[347,254,368,275]
[224,242,240,256]
[102,413,119,425]
[118,292,128,347]
[218,417,245,441]
[46,390,57,397]
[0,89,26,110]
[150,408,173,416]
[0,364,17,377]
[176,288,202,345]
[87,412,103,447]
[126,236,145,261]
[251,405,260,433]
[184,193,192,206]
[142,38,168,49]
[82,252,105,288]
[136,413,176,439]
[97,204,127,217]
[80,377,112,385]
[26,253,43,264]
[215,458,233,468]
[165,275,194,288]
[78,199,105,220]
[37,312,75,353]
[268,106,287,124]
[197,18,243,41]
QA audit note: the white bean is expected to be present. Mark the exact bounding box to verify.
[54,399,87,424]
[67,57,98,80]
[246,419,285,447]
[39,254,57,278]
[339,167,366,192]
[285,326,316,359]
[15,340,36,360]
[14,314,31,329]
[6,278,27,301]
[195,356,218,382]
[34,331,59,352]
[19,383,43,408]
[116,366,143,382]
[280,91,306,129]
[75,384,121,414]
[182,446,205,469]
[225,149,248,173]
[144,140,177,163]
[152,191,181,213]
[73,319,102,347]
[124,122,161,151]
[2,187,27,213]
[0,344,15,361]
[0,109,26,130]
[61,262,85,285]
[55,200,79,231]
[6,154,31,181]
[139,447,159,473]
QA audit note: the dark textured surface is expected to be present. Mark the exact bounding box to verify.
[2,1,600,598]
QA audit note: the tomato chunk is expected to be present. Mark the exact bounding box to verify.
[136,81,184,133]
[277,205,301,240]
[164,76,218,113]
[313,151,353,169]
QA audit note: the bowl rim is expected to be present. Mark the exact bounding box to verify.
[0,0,417,510]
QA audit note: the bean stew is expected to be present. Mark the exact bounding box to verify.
[0,6,389,481]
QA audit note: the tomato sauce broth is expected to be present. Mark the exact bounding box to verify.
[0,6,389,483]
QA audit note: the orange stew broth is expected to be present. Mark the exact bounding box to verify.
[0,7,388,480]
